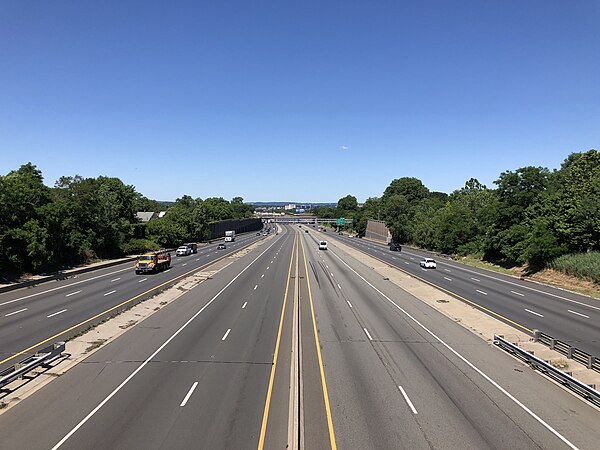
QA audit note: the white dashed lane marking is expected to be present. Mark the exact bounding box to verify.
[568,310,589,319]
[5,308,27,317]
[47,309,68,318]
[525,309,544,318]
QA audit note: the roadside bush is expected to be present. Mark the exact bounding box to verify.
[121,239,159,255]
[549,252,600,284]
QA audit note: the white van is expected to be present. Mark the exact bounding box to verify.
[319,241,328,250]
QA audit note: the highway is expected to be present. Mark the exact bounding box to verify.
[0,225,598,449]
[0,230,266,373]
[325,230,600,357]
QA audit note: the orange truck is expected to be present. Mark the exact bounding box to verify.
[135,249,171,274]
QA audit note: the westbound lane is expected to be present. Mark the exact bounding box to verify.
[324,231,600,355]
[0,231,267,371]
[0,228,296,449]
[300,229,600,449]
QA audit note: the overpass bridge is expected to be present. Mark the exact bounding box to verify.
[258,215,353,224]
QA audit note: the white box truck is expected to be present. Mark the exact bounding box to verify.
[225,230,235,242]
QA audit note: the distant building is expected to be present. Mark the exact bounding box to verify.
[136,211,164,222]
[284,204,296,210]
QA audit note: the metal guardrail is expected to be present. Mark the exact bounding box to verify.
[494,334,600,407]
[0,342,65,389]
[532,330,600,373]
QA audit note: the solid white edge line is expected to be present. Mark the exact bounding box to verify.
[329,249,579,450]
[525,309,544,318]
[65,290,82,297]
[398,386,418,414]
[47,309,68,318]
[0,266,131,307]
[363,328,373,341]
[222,328,231,341]
[567,310,589,319]
[180,382,199,407]
[50,234,283,450]
[5,308,27,317]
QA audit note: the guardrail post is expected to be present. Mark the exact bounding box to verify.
[532,329,541,342]
[14,363,24,380]
[587,355,593,370]
[550,339,556,350]
[567,346,573,359]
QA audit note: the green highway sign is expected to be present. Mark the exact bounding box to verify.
[336,218,346,226]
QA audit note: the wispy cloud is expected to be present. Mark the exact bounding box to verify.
[340,145,348,151]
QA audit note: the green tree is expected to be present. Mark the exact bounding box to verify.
[0,163,53,273]
[337,195,358,212]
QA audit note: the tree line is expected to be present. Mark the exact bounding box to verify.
[0,163,254,277]
[315,149,599,272]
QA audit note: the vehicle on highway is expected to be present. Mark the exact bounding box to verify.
[305,229,309,233]
[389,242,402,251]
[225,230,235,242]
[184,242,198,254]
[176,245,192,256]
[217,243,226,250]
[319,240,328,250]
[420,258,437,269]
[256,232,261,236]
[135,249,171,274]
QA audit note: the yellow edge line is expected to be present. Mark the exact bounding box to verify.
[300,235,337,450]
[345,243,533,334]
[258,233,296,449]
[0,239,261,366]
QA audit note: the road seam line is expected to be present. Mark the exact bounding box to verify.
[330,249,577,450]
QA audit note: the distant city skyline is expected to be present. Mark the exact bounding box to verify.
[1,2,598,202]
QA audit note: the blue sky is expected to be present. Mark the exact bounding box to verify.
[1,1,599,203]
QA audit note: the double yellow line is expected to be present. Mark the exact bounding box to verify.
[258,231,337,449]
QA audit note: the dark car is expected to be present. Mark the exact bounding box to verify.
[305,229,309,233]
[217,243,226,250]
[256,232,261,236]
[184,242,198,254]
[389,242,402,251]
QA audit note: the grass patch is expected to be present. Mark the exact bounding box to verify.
[457,255,515,276]
[549,252,600,284]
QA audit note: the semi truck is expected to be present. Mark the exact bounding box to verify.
[224,230,235,242]
[135,249,171,274]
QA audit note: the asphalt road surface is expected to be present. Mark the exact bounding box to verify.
[0,230,266,372]
[326,230,600,357]
[0,225,598,449]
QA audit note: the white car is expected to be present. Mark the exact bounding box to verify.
[318,240,328,250]
[419,258,437,269]
[176,245,192,256]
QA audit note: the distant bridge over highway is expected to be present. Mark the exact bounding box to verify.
[258,215,353,224]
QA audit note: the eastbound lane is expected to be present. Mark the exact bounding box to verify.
[326,231,600,356]
[300,229,600,449]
